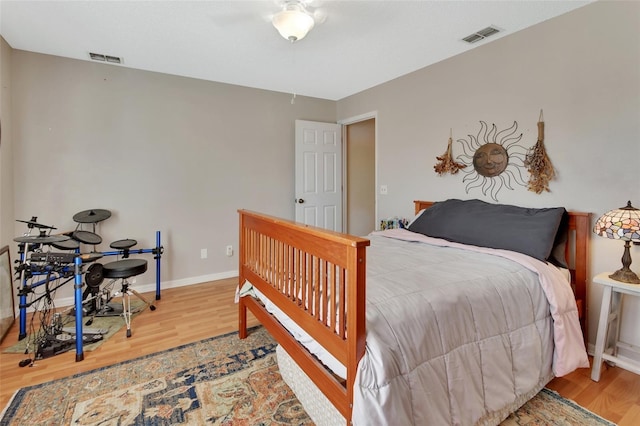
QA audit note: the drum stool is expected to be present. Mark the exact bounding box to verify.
[102,258,156,337]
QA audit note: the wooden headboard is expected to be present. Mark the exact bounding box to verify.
[413,200,590,339]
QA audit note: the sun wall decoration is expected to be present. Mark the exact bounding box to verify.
[455,121,528,201]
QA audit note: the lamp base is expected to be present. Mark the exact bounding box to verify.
[609,268,640,284]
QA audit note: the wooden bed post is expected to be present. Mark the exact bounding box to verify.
[346,242,367,417]
[238,210,248,340]
[569,211,591,341]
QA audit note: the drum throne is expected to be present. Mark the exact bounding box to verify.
[100,257,156,337]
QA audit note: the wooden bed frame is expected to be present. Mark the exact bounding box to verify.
[238,200,590,423]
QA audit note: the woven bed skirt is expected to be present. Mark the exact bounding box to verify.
[276,345,346,426]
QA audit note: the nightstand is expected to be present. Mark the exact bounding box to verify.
[591,272,640,381]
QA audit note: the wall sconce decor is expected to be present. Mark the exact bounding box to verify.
[594,201,640,284]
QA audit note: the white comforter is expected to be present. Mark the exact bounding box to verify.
[351,229,589,425]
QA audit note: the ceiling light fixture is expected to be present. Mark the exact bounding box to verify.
[272,0,315,43]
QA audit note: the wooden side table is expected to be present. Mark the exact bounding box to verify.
[591,272,640,381]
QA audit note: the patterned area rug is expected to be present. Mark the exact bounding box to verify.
[3,299,147,354]
[502,388,616,425]
[0,326,311,425]
[0,326,614,425]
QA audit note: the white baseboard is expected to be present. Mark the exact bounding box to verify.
[26,270,239,311]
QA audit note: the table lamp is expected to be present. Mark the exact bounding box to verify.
[593,201,640,284]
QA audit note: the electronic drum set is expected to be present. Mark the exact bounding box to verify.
[13,208,164,363]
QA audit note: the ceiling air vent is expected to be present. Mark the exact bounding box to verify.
[462,26,500,44]
[89,52,122,64]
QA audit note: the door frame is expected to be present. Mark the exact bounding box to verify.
[338,111,378,233]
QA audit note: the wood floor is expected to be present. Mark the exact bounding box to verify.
[1,277,639,425]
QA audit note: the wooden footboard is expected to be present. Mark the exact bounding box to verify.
[238,210,369,421]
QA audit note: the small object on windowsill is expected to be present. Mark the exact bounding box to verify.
[380,217,409,230]
[434,129,466,176]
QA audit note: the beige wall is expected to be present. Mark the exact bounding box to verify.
[0,37,14,253]
[9,50,336,302]
[337,1,640,347]
[346,119,375,236]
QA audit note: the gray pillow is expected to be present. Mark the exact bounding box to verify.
[549,211,569,268]
[408,199,566,262]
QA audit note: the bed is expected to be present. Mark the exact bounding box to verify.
[238,199,590,425]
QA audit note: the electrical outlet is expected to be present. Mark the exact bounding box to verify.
[226,245,233,257]
[380,185,388,195]
[200,248,207,259]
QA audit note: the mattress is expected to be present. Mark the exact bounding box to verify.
[276,344,346,426]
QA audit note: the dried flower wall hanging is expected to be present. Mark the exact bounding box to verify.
[434,129,466,176]
[524,110,556,194]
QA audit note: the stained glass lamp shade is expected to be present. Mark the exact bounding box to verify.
[593,201,640,284]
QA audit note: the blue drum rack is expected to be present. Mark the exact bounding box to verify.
[16,231,164,362]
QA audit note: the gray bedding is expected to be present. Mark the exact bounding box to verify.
[351,231,580,425]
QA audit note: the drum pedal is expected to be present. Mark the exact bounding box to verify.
[94,303,124,317]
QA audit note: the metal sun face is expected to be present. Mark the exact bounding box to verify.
[457,121,527,201]
[472,143,508,177]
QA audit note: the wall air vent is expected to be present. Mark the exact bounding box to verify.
[89,52,122,64]
[462,26,501,44]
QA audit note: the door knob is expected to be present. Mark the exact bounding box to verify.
[295,199,305,204]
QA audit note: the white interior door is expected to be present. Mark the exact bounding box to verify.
[295,120,342,232]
